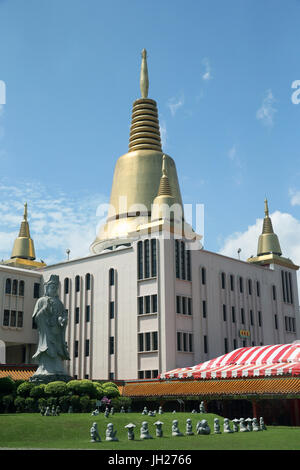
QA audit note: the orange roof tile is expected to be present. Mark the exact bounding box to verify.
[0,365,37,381]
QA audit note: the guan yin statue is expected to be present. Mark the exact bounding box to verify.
[30,274,72,383]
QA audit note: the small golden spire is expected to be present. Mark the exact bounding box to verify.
[140,48,149,98]
[257,198,282,256]
[157,155,172,197]
[24,202,28,220]
[11,203,36,260]
[264,198,269,217]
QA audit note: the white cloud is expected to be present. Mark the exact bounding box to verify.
[256,89,277,127]
[289,188,300,206]
[0,179,108,264]
[159,121,167,149]
[167,95,184,116]
[202,58,212,81]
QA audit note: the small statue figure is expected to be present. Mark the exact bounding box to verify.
[214,418,221,434]
[44,406,51,416]
[260,417,267,431]
[120,406,125,413]
[91,409,99,416]
[196,419,211,435]
[223,418,233,433]
[199,401,206,413]
[245,417,253,432]
[252,418,261,431]
[105,423,118,441]
[158,406,163,414]
[125,423,136,440]
[172,419,183,436]
[239,418,249,432]
[128,406,132,413]
[51,405,57,416]
[232,418,240,432]
[142,406,148,415]
[140,421,153,439]
[110,407,114,415]
[104,407,110,418]
[40,407,45,416]
[191,409,197,414]
[68,405,73,413]
[90,422,101,442]
[172,410,176,414]
[55,405,60,416]
[185,418,194,435]
[154,421,164,437]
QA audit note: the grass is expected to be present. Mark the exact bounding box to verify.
[0,412,300,450]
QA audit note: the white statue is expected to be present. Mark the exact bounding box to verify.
[260,417,267,430]
[91,409,99,416]
[90,422,101,442]
[158,406,163,414]
[140,421,153,439]
[245,418,253,431]
[30,275,71,383]
[154,420,164,437]
[172,419,183,436]
[120,406,125,413]
[44,406,51,416]
[239,418,248,432]
[196,419,211,435]
[214,418,221,434]
[125,423,136,440]
[142,407,148,415]
[223,418,233,433]
[252,418,261,431]
[232,418,240,432]
[185,418,194,435]
[199,401,206,413]
[104,408,110,418]
[105,423,118,441]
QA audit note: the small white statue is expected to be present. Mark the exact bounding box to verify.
[154,420,164,437]
[104,408,110,418]
[44,406,51,416]
[105,422,118,441]
[142,406,148,415]
[172,410,176,414]
[158,406,163,414]
[90,422,101,442]
[148,410,156,416]
[239,418,249,432]
[260,417,267,431]
[140,421,153,439]
[120,406,125,413]
[125,423,136,440]
[232,418,240,432]
[199,401,206,413]
[196,419,211,435]
[223,418,233,433]
[110,407,114,415]
[245,418,253,432]
[252,418,261,431]
[185,418,194,435]
[214,418,221,434]
[172,419,183,436]
[51,405,57,416]
[191,409,197,414]
[91,409,99,416]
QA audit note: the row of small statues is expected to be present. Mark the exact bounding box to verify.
[90,416,267,442]
[40,406,60,416]
[91,402,207,418]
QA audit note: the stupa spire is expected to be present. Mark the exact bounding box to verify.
[11,202,36,260]
[257,198,282,256]
[140,48,149,99]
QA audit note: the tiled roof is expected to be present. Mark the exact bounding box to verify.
[122,377,300,398]
[0,365,37,381]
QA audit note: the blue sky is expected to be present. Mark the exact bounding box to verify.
[0,0,299,269]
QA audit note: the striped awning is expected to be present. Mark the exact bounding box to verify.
[160,342,300,380]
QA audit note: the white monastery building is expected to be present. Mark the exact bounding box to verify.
[0,50,299,381]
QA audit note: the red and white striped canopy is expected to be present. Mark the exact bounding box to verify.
[159,342,300,380]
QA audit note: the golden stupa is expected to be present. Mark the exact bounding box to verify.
[90,49,192,253]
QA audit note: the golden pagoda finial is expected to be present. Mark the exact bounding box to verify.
[11,203,36,260]
[24,202,28,221]
[158,154,172,197]
[264,198,269,217]
[257,198,282,256]
[140,48,149,98]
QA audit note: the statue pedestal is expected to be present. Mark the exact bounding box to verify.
[29,373,72,384]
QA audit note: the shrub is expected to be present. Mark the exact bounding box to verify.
[14,396,25,413]
[58,395,71,412]
[46,397,57,408]
[102,381,119,390]
[44,381,67,397]
[0,377,16,395]
[94,383,104,399]
[80,395,92,412]
[2,394,14,412]
[66,380,97,398]
[17,381,35,398]
[30,384,46,399]
[69,395,80,412]
[103,386,120,398]
[110,396,132,412]
[25,397,36,412]
[37,398,47,411]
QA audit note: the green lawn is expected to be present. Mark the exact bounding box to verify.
[0,412,299,450]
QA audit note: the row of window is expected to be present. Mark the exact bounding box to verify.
[175,240,191,281]
[281,270,294,304]
[74,339,90,357]
[5,279,40,298]
[138,331,158,352]
[137,239,157,280]
[138,295,158,315]
[3,309,24,328]
[284,316,296,333]
[177,332,193,352]
[74,306,91,323]
[176,296,192,315]
[138,369,159,379]
[220,272,261,296]
[222,304,262,327]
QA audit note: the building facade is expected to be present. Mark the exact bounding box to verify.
[0,50,299,381]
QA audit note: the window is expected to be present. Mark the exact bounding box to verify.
[202,300,207,318]
[12,280,18,295]
[86,305,90,322]
[85,339,90,357]
[5,278,11,294]
[145,296,151,314]
[152,331,158,351]
[19,281,25,296]
[250,309,253,326]
[152,294,157,313]
[248,279,252,295]
[289,273,294,304]
[109,269,115,286]
[75,276,80,292]
[3,310,9,326]
[224,337,228,354]
[86,273,91,290]
[241,308,245,324]
[281,270,286,302]
[221,272,226,289]
[258,311,262,327]
[181,242,186,280]
[151,239,157,277]
[223,304,227,321]
[109,337,114,355]
[153,370,158,378]
[188,333,193,352]
[177,332,182,351]
[33,283,40,299]
[17,311,23,328]
[201,267,206,285]
[74,341,79,357]
[188,298,192,315]
[239,277,243,293]
[138,371,144,379]
[272,285,276,301]
[204,335,208,354]
[138,241,143,280]
[138,333,144,352]
[145,332,151,351]
[233,338,237,349]
[10,310,16,327]
[176,296,181,313]
[256,281,260,297]
[144,239,150,278]
[75,307,80,324]
[175,240,180,278]
[145,370,152,379]
[183,333,187,351]
[64,278,69,294]
[186,250,191,281]
[137,331,158,352]
[230,275,234,291]
[232,306,236,323]
[138,297,144,315]
[182,297,186,315]
[109,302,114,319]
[274,314,278,330]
